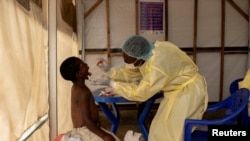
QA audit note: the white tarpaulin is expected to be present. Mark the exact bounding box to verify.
[0,1,49,140]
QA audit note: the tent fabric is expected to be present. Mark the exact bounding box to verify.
[0,1,49,140]
[0,0,78,140]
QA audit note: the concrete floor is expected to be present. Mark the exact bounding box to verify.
[98,106,158,140]
[98,103,225,140]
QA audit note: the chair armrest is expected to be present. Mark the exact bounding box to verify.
[186,100,246,127]
[206,99,228,112]
[185,88,249,141]
[184,116,237,141]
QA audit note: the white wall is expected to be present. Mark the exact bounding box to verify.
[83,0,249,101]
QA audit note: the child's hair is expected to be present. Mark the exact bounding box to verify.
[60,56,81,82]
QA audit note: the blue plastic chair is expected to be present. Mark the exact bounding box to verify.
[229,78,250,125]
[229,78,243,94]
[184,88,250,141]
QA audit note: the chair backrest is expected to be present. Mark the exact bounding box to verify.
[184,88,249,141]
[229,78,243,94]
[215,88,249,124]
[220,88,249,124]
[229,78,250,125]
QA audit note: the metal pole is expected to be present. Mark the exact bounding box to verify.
[48,0,57,140]
[76,0,85,60]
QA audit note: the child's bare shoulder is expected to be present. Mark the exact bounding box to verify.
[72,84,92,98]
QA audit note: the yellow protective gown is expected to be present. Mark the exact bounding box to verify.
[108,41,208,141]
[239,69,250,90]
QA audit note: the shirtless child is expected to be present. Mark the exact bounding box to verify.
[59,56,120,141]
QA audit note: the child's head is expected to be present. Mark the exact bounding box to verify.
[60,57,82,82]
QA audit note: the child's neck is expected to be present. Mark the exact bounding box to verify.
[74,80,85,86]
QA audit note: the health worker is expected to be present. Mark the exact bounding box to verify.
[94,35,208,141]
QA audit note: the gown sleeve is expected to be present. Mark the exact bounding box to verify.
[113,65,170,102]
[108,67,142,83]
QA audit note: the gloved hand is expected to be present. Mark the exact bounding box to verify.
[91,77,111,86]
[96,58,111,73]
[99,87,115,96]
[90,75,116,88]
